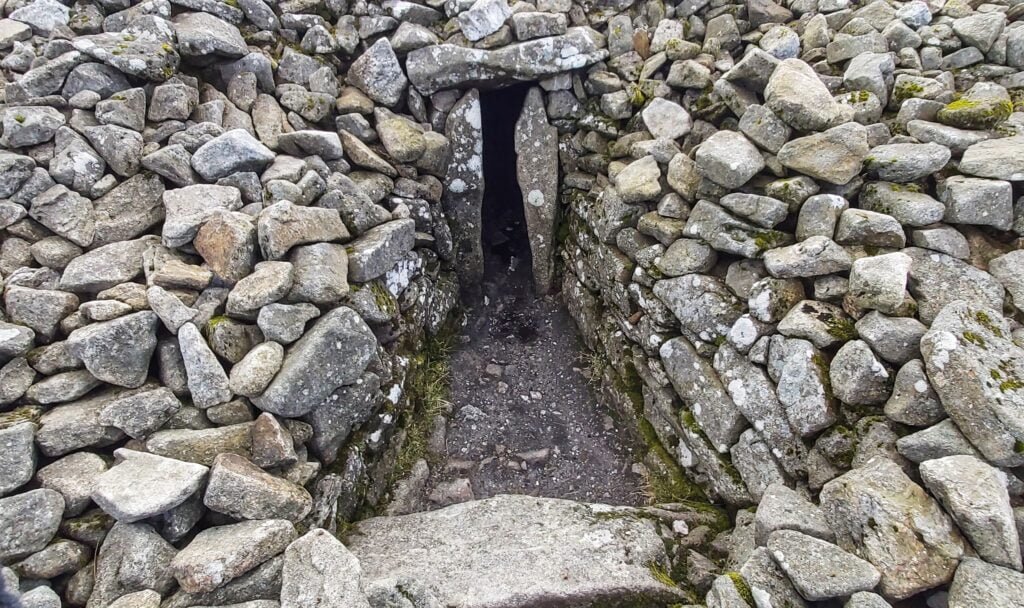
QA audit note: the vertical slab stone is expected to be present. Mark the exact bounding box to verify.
[515,86,559,294]
[442,89,484,296]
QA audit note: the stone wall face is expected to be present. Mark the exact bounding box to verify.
[549,0,1024,602]
[1,0,1024,604]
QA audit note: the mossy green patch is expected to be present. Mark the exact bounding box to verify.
[726,571,755,607]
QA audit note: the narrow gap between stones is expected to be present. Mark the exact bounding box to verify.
[404,85,649,510]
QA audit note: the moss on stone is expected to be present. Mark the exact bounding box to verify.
[726,571,755,607]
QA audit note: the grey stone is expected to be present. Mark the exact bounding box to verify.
[67,311,158,388]
[0,422,35,496]
[859,182,945,227]
[228,341,283,398]
[92,449,208,522]
[767,530,880,600]
[884,359,944,427]
[920,455,1021,570]
[30,184,96,247]
[695,131,765,189]
[59,236,157,293]
[938,176,1013,230]
[92,174,165,247]
[821,457,964,601]
[36,452,107,517]
[0,489,64,562]
[87,521,178,608]
[256,303,319,345]
[769,335,838,436]
[754,484,833,546]
[990,250,1024,306]
[281,529,369,608]
[253,307,377,417]
[191,130,275,181]
[835,209,905,248]
[515,87,559,294]
[347,39,407,107]
[348,219,416,283]
[162,185,243,249]
[683,200,792,259]
[204,453,311,522]
[178,322,232,409]
[5,286,79,342]
[173,12,247,58]
[457,0,511,41]
[615,156,662,203]
[855,312,926,365]
[764,236,852,278]
[960,136,1024,181]
[765,58,849,131]
[905,247,1004,324]
[830,340,892,406]
[864,143,950,183]
[98,386,181,439]
[406,29,605,95]
[920,301,1022,466]
[0,358,34,406]
[170,519,296,593]
[441,90,484,288]
[659,336,746,452]
[778,122,869,185]
[257,201,350,261]
[848,252,911,314]
[1,106,65,148]
[947,557,1024,608]
[72,32,180,82]
[84,125,143,177]
[347,495,687,606]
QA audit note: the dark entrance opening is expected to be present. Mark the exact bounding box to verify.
[479,85,533,286]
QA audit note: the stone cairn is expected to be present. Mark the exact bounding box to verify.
[0,0,1022,604]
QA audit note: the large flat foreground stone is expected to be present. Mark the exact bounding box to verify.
[346,494,686,607]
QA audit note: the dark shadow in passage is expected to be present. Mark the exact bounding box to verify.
[479,84,534,285]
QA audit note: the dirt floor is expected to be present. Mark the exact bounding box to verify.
[409,202,649,510]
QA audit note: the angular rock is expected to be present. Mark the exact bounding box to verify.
[821,457,964,600]
[170,519,297,593]
[767,530,880,601]
[177,322,232,409]
[204,454,311,522]
[67,311,159,388]
[778,122,869,185]
[920,455,1021,570]
[92,449,208,523]
[0,489,64,562]
[281,529,369,608]
[253,307,377,417]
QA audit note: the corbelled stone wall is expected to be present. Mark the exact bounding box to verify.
[1,0,1023,604]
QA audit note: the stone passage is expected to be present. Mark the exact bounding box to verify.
[3,0,1024,605]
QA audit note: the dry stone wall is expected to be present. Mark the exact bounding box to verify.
[0,0,1022,604]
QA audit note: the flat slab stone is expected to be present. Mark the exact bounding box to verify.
[406,29,607,95]
[346,494,687,607]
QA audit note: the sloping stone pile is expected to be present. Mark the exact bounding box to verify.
[555,0,1024,605]
[0,0,471,605]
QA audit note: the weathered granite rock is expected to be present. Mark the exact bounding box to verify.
[280,529,369,608]
[347,219,416,283]
[515,87,559,294]
[821,457,964,600]
[348,495,687,606]
[406,29,607,95]
[67,312,158,388]
[170,519,296,594]
[0,489,64,561]
[767,530,880,600]
[204,454,312,522]
[947,557,1024,608]
[253,307,377,417]
[920,301,1024,467]
[920,455,1021,570]
[0,422,35,496]
[92,449,208,522]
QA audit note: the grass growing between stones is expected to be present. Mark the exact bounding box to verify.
[390,326,455,485]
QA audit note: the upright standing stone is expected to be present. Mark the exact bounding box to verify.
[514,87,558,294]
[442,89,484,297]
